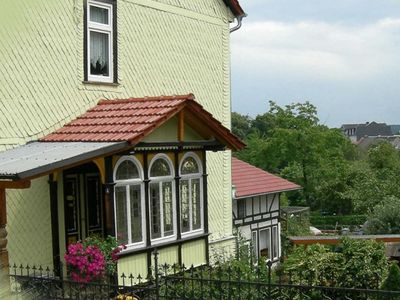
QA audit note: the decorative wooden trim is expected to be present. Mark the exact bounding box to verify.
[104,156,115,236]
[0,180,30,189]
[0,188,8,273]
[178,111,184,142]
[49,175,60,276]
[174,151,182,265]
[143,152,152,276]
[118,233,209,257]
[92,158,106,184]
[202,150,209,265]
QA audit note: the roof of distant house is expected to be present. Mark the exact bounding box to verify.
[232,157,301,199]
[40,94,245,150]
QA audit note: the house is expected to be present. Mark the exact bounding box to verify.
[341,122,393,143]
[356,136,400,151]
[231,157,300,262]
[0,0,246,281]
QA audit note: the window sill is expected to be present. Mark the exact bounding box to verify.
[82,80,120,87]
[118,232,209,257]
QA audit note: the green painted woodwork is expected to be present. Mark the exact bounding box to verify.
[155,246,179,267]
[118,253,148,284]
[142,116,204,143]
[1,0,234,269]
[182,239,206,267]
[5,178,53,267]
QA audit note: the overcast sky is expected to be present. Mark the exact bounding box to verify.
[231,0,400,127]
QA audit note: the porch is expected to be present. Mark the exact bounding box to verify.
[0,94,245,288]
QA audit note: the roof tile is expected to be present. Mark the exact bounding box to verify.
[40,94,245,150]
[232,157,301,198]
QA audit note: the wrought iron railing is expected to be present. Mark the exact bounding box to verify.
[8,251,400,300]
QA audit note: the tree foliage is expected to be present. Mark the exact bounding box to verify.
[284,239,388,289]
[233,102,400,216]
[234,101,356,211]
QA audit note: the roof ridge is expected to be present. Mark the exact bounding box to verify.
[97,94,195,105]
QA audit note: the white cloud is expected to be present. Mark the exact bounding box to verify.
[232,18,400,81]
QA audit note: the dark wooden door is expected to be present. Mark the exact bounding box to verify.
[64,173,104,247]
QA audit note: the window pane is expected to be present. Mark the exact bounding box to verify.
[181,157,199,175]
[150,158,171,177]
[192,179,201,230]
[180,180,190,233]
[272,227,278,258]
[90,31,109,76]
[252,231,258,258]
[163,182,173,236]
[260,229,270,259]
[116,160,139,180]
[90,5,109,24]
[115,186,128,244]
[130,185,142,243]
[150,183,161,239]
[238,199,246,218]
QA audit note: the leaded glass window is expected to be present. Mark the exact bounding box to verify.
[114,157,144,248]
[149,155,176,242]
[179,153,203,235]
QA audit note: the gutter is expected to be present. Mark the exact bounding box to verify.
[230,14,247,33]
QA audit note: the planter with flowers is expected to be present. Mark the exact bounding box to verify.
[64,235,126,284]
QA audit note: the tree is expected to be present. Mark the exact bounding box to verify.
[364,196,400,234]
[284,239,388,289]
[235,101,356,210]
[382,262,400,291]
[231,112,253,140]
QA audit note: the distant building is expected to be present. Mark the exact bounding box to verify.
[341,122,393,142]
[357,136,400,151]
[231,157,301,262]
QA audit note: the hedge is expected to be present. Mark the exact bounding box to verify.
[310,214,367,227]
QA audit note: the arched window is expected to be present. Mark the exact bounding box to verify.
[114,157,144,247]
[180,153,203,235]
[149,154,175,242]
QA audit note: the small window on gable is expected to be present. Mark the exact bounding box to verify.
[86,0,116,83]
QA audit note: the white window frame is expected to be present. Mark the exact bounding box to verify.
[87,0,113,83]
[272,225,279,260]
[113,156,145,250]
[149,154,177,245]
[179,152,204,238]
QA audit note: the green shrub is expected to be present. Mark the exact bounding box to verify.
[310,214,366,227]
[382,262,400,291]
[283,238,388,289]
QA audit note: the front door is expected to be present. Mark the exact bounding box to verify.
[64,168,104,247]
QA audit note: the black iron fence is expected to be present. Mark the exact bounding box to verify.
[9,252,400,300]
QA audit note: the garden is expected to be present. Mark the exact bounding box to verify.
[9,234,400,300]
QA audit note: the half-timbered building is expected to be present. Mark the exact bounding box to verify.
[232,158,300,262]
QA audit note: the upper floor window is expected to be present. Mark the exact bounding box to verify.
[86,0,115,83]
[149,155,176,243]
[114,157,145,249]
[180,153,203,236]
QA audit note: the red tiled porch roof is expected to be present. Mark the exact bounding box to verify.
[40,94,245,151]
[232,157,301,199]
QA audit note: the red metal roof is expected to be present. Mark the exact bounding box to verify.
[40,94,245,151]
[232,157,301,198]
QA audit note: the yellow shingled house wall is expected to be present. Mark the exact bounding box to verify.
[0,0,234,268]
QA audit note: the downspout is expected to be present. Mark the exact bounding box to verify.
[230,14,246,33]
